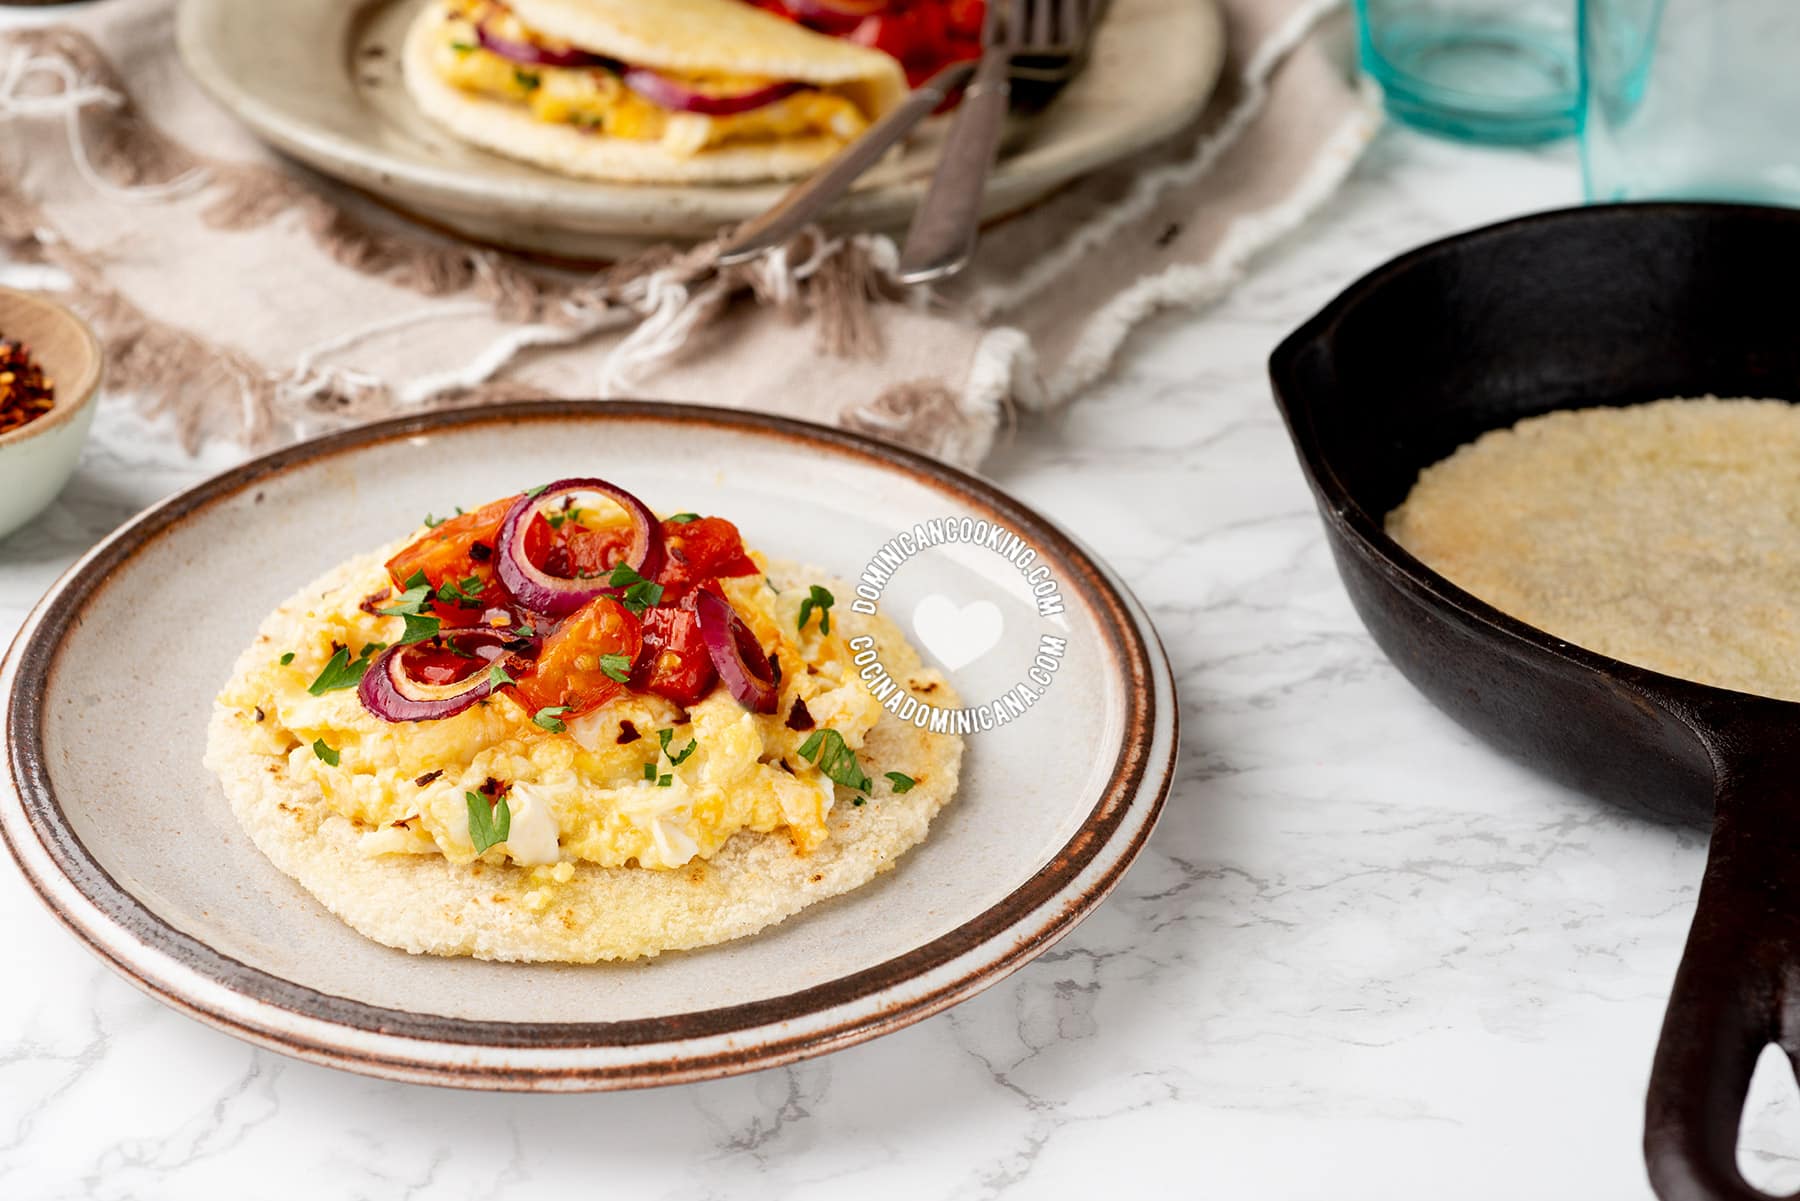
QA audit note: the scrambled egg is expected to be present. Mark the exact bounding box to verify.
[217,543,882,873]
[432,3,870,156]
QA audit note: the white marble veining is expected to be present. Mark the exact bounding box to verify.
[7,106,1798,1197]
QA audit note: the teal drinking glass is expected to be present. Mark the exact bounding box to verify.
[1580,0,1800,203]
[1355,0,1579,144]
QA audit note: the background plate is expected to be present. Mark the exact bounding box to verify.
[0,403,1176,1091]
[175,0,1225,259]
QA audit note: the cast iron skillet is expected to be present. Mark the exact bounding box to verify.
[1270,203,1800,1201]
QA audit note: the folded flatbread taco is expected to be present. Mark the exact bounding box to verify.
[402,0,909,183]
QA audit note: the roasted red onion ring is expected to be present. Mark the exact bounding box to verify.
[474,25,799,116]
[692,588,779,713]
[619,69,804,116]
[358,627,531,723]
[495,478,666,617]
[476,21,616,69]
[780,0,890,29]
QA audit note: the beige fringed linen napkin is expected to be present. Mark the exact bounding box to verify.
[0,0,1376,468]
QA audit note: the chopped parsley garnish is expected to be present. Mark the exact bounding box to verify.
[546,506,584,531]
[798,584,835,636]
[514,68,541,89]
[658,727,698,766]
[279,652,295,666]
[423,513,447,529]
[465,791,511,854]
[381,574,432,613]
[657,774,673,788]
[599,652,633,684]
[797,728,872,793]
[307,644,380,695]
[312,738,340,767]
[532,705,570,734]
[377,571,441,644]
[525,483,550,498]
[642,762,657,781]
[488,663,517,689]
[623,582,665,612]
[668,512,701,524]
[607,563,664,615]
[395,613,443,645]
[434,574,486,608]
[449,40,475,54]
[515,623,536,638]
[885,771,916,794]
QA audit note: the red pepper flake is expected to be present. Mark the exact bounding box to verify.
[469,541,493,562]
[785,696,815,731]
[616,719,641,744]
[414,769,443,787]
[359,587,392,615]
[0,336,55,437]
[479,775,510,799]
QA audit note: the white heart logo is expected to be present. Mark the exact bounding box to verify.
[911,594,1004,671]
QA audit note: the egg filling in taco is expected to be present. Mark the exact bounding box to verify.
[402,0,909,181]
[205,477,962,962]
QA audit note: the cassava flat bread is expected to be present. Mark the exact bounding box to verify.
[400,1,905,185]
[1387,397,1800,702]
[205,555,962,963]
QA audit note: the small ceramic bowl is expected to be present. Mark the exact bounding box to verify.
[0,288,102,542]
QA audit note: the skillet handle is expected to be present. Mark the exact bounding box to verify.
[1646,764,1800,1201]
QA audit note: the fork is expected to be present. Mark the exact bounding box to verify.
[715,59,980,268]
[895,0,1094,285]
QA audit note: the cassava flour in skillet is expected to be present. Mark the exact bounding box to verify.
[1387,397,1800,702]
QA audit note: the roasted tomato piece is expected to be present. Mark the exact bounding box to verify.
[507,595,642,718]
[524,509,634,580]
[849,13,918,63]
[945,0,984,39]
[756,1,984,88]
[656,516,759,600]
[849,4,981,86]
[385,496,515,628]
[632,602,718,706]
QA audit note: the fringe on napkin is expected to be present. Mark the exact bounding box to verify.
[0,0,1376,462]
[0,30,899,449]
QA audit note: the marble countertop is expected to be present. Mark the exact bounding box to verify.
[5,92,1792,1198]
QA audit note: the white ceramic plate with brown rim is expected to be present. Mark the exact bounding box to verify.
[174,0,1224,260]
[0,402,1176,1090]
